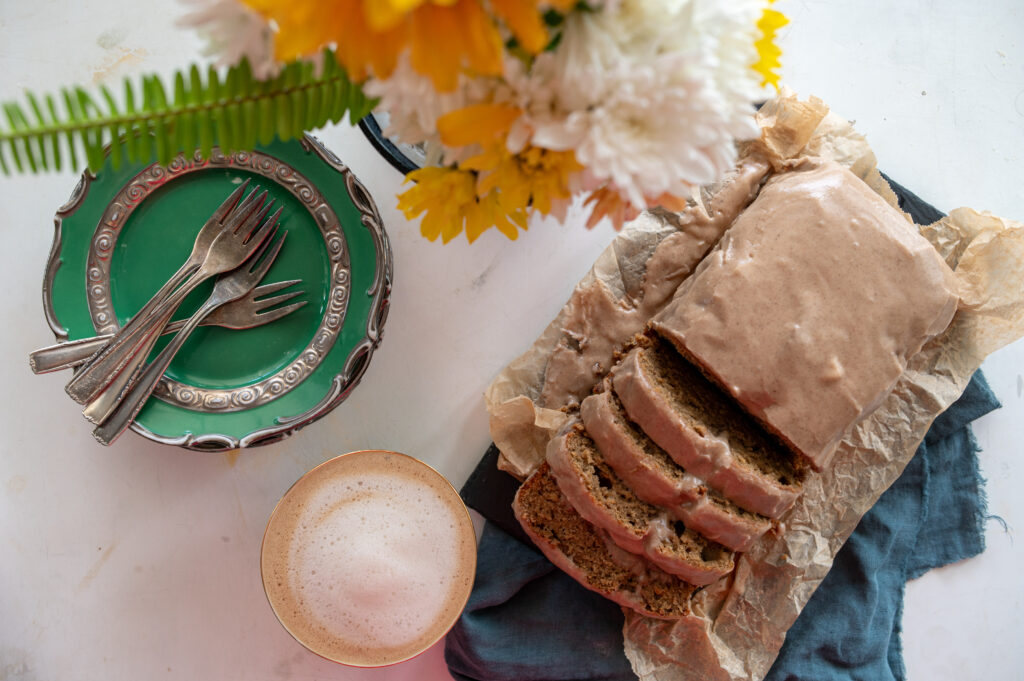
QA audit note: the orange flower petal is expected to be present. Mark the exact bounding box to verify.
[490,0,549,53]
[437,104,522,147]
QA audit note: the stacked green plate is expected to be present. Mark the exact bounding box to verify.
[44,136,392,450]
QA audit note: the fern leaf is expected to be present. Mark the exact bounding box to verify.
[98,85,121,170]
[307,82,323,129]
[319,75,337,126]
[108,122,122,169]
[26,93,49,170]
[206,66,221,104]
[258,96,274,146]
[276,92,293,142]
[225,65,238,102]
[76,87,105,172]
[150,75,170,112]
[331,78,349,125]
[154,116,170,166]
[0,49,372,177]
[290,90,305,139]
[18,103,43,172]
[99,84,119,116]
[241,99,257,151]
[236,58,253,99]
[4,104,27,173]
[45,95,62,171]
[197,108,213,161]
[227,102,243,154]
[137,119,153,167]
[122,78,138,163]
[173,71,188,108]
[179,110,196,161]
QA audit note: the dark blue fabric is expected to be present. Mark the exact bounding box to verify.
[445,372,999,681]
[446,522,633,681]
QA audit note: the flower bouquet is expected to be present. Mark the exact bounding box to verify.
[0,0,786,243]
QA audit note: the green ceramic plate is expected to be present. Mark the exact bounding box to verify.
[43,136,392,450]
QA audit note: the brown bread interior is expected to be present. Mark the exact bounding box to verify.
[639,333,806,490]
[516,463,697,618]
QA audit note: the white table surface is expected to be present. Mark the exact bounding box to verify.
[0,1,1020,679]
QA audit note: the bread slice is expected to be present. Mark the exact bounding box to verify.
[513,462,697,619]
[580,382,772,551]
[546,425,734,586]
[612,334,804,518]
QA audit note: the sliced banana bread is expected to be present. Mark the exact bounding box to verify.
[580,382,772,551]
[612,334,805,518]
[513,462,698,620]
[546,425,734,586]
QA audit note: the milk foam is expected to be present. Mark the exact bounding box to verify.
[290,474,462,647]
[262,451,475,666]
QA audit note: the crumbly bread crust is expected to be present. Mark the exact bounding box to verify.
[580,383,772,551]
[513,463,698,620]
[612,334,804,518]
[546,425,734,586]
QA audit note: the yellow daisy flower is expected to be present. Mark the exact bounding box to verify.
[397,165,527,243]
[399,105,580,244]
[464,142,580,217]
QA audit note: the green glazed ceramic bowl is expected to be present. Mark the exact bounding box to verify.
[43,136,392,450]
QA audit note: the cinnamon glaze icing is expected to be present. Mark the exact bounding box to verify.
[539,157,771,409]
[652,159,959,469]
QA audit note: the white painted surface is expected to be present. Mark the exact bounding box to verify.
[0,1,1020,679]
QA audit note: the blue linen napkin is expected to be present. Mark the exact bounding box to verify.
[446,370,999,681]
[448,178,1001,681]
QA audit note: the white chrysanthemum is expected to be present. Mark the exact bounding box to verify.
[699,0,767,139]
[574,57,741,206]
[508,0,767,208]
[177,0,279,79]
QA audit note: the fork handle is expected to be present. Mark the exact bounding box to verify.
[29,315,206,374]
[93,300,217,445]
[81,304,177,425]
[65,265,204,403]
[30,336,114,374]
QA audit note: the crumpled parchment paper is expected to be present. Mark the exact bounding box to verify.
[484,89,1024,681]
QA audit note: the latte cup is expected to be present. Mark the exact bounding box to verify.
[260,450,477,667]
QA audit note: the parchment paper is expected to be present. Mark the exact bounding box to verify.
[483,89,1024,681]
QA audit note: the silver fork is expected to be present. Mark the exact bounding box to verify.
[66,184,279,406]
[28,280,305,374]
[92,227,290,446]
[78,193,284,425]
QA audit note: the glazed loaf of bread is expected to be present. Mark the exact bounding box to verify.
[513,157,959,618]
[652,159,959,470]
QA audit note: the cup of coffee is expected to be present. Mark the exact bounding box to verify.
[261,450,477,666]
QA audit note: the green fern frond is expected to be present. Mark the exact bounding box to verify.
[0,49,377,176]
